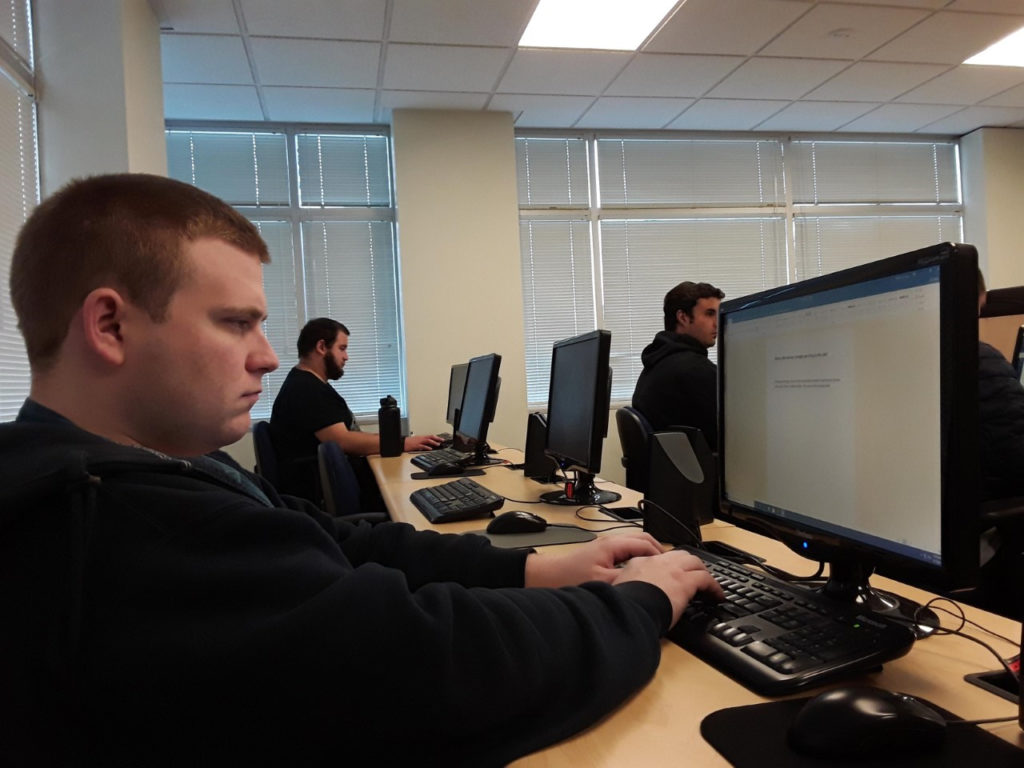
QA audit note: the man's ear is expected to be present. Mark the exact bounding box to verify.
[315,338,328,356]
[676,308,690,330]
[80,287,129,366]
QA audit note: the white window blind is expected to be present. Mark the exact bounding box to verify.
[296,134,391,207]
[601,217,786,391]
[516,133,963,407]
[302,221,403,410]
[598,138,785,206]
[166,131,289,206]
[167,126,402,419]
[519,219,595,404]
[0,0,37,421]
[0,0,31,64]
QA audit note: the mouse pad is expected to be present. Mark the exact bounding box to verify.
[701,696,1023,767]
[409,469,485,480]
[465,527,597,549]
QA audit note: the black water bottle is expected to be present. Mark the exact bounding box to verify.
[378,395,402,457]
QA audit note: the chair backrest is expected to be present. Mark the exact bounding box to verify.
[252,421,280,487]
[317,441,362,517]
[616,406,655,493]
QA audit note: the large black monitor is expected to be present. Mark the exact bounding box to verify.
[445,362,469,429]
[455,353,502,467]
[717,242,979,626]
[542,330,620,506]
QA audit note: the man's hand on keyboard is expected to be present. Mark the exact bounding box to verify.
[523,532,664,588]
[403,434,444,452]
[612,551,725,628]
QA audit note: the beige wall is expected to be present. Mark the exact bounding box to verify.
[35,0,166,195]
[391,109,529,453]
[961,127,1024,290]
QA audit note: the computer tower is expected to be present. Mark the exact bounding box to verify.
[523,411,558,483]
[642,427,717,547]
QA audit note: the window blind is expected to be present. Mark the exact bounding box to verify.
[0,2,36,421]
[516,133,963,408]
[167,126,402,419]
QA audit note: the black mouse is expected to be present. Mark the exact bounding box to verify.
[788,686,946,759]
[425,461,464,477]
[486,510,548,534]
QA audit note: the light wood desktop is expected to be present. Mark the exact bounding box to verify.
[370,451,1024,766]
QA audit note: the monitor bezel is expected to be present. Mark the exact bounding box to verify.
[454,353,501,447]
[543,329,612,475]
[445,362,469,427]
[716,242,979,593]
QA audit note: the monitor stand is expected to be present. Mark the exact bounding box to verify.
[541,472,621,506]
[819,559,939,639]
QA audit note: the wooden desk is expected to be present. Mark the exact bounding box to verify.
[370,452,1024,766]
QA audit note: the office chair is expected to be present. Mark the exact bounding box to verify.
[317,441,389,524]
[615,406,655,493]
[252,420,280,487]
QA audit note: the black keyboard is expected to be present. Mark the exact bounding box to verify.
[409,477,505,524]
[669,544,916,696]
[411,447,470,471]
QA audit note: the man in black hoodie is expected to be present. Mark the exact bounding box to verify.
[632,281,725,450]
[0,173,722,766]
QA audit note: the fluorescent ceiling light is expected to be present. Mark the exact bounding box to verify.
[519,0,678,51]
[964,25,1024,67]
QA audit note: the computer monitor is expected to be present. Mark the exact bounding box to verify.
[717,242,979,627]
[542,330,621,506]
[445,362,469,429]
[1012,324,1024,381]
[454,353,502,467]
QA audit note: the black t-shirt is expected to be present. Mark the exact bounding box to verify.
[269,368,355,503]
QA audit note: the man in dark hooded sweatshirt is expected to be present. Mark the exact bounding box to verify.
[632,281,725,451]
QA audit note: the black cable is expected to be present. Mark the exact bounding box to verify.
[572,505,643,531]
[881,597,1022,684]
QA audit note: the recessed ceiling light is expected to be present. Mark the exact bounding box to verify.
[964,25,1024,67]
[519,0,679,52]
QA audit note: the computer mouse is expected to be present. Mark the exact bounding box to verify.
[425,461,464,477]
[788,686,946,759]
[486,510,548,534]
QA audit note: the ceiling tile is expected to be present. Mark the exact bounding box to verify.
[867,11,1024,64]
[756,101,881,131]
[708,58,849,100]
[605,54,744,97]
[497,50,632,96]
[382,44,509,91]
[250,38,379,88]
[575,97,693,129]
[840,103,961,132]
[388,0,535,46]
[835,0,945,6]
[982,82,1024,107]
[898,64,1024,105]
[647,0,813,55]
[488,94,594,128]
[239,0,385,40]
[920,104,1024,133]
[760,4,929,59]
[164,83,264,120]
[379,90,489,113]
[666,99,789,130]
[806,61,950,101]
[154,0,239,34]
[948,0,1024,12]
[262,86,375,122]
[161,34,252,84]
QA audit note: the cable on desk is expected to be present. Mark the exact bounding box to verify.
[572,505,643,531]
[884,597,1022,684]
